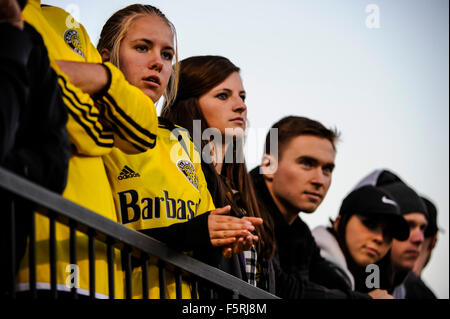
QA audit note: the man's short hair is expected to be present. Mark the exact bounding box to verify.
[264,116,340,159]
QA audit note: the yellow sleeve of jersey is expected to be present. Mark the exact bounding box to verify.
[53,64,115,155]
[94,62,157,154]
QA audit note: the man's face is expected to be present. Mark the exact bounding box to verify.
[267,135,336,218]
[391,213,428,272]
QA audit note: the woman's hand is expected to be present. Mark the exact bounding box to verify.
[208,205,257,248]
[368,289,394,299]
[208,206,264,258]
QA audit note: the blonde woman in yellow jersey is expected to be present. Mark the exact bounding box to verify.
[98,5,262,299]
[17,1,159,299]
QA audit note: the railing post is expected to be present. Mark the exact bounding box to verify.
[141,255,149,299]
[191,278,198,300]
[175,267,182,300]
[124,246,132,299]
[158,260,166,299]
[106,237,115,299]
[29,211,36,299]
[49,211,57,300]
[8,200,16,299]
[88,228,96,299]
[69,219,78,299]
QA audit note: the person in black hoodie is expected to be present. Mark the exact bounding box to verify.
[351,169,430,298]
[0,0,70,297]
[312,185,410,294]
[402,196,439,299]
[250,116,392,299]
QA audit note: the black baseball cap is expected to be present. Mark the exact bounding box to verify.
[339,185,410,241]
[379,182,428,219]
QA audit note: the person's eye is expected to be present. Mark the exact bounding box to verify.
[135,45,148,53]
[216,93,228,100]
[299,159,313,168]
[240,94,246,102]
[365,221,377,230]
[162,51,173,61]
[361,219,377,230]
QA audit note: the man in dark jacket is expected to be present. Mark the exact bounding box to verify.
[250,116,392,299]
[400,196,438,299]
[402,196,439,299]
[0,0,70,297]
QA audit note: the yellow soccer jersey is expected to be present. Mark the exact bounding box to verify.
[17,1,156,299]
[104,118,215,298]
[104,118,215,230]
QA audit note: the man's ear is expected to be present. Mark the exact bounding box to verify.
[429,233,438,251]
[100,48,111,63]
[333,215,341,232]
[259,154,277,180]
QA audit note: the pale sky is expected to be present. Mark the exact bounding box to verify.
[43,0,449,298]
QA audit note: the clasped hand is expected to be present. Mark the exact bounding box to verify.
[207,205,263,258]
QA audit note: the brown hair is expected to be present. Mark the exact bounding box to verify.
[97,4,179,106]
[162,56,275,260]
[265,116,340,159]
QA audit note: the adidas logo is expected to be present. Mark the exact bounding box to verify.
[118,165,140,180]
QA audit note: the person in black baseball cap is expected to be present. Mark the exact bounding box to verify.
[351,169,430,272]
[312,185,409,294]
[414,196,439,275]
[379,182,429,292]
[352,168,431,298]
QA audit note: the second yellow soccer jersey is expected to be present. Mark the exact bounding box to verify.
[104,118,215,230]
[104,118,215,298]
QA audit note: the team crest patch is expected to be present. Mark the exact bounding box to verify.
[63,29,85,58]
[177,159,199,191]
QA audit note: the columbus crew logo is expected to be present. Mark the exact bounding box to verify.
[63,29,85,58]
[177,160,199,191]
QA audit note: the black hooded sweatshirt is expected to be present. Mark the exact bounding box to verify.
[250,167,371,299]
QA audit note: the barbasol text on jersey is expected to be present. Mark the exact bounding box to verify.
[118,190,201,224]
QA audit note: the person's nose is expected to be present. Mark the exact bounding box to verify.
[148,52,163,73]
[410,228,425,246]
[232,97,247,114]
[372,227,384,245]
[310,168,326,189]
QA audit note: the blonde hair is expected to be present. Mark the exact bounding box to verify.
[97,4,179,107]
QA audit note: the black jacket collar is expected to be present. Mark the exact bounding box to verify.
[250,166,300,228]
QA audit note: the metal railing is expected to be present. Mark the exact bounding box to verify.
[0,166,279,299]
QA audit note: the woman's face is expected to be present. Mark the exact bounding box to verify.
[198,71,247,137]
[345,215,393,266]
[119,14,174,103]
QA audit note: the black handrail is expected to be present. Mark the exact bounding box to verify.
[0,166,279,299]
